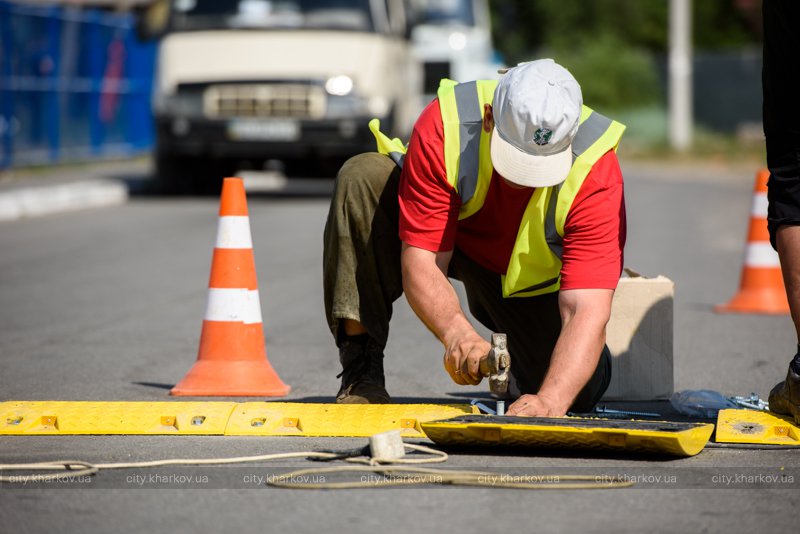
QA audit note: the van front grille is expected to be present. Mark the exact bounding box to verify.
[204,84,326,119]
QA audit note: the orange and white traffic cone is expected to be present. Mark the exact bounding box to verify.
[716,169,790,314]
[171,177,290,396]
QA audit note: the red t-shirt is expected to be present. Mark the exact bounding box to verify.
[398,99,626,291]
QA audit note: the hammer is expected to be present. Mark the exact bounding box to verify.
[479,333,511,395]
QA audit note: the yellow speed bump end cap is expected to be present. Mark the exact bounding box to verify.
[716,409,800,445]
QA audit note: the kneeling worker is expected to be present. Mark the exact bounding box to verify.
[322,59,626,417]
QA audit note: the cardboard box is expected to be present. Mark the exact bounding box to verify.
[602,269,674,400]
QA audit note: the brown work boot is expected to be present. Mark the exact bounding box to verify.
[336,337,391,404]
[768,365,800,424]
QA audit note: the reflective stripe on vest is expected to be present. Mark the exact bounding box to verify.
[438,80,497,219]
[504,107,625,297]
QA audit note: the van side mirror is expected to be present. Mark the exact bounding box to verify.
[385,0,410,38]
[134,0,171,41]
[402,0,418,38]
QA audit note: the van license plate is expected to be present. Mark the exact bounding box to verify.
[228,120,300,141]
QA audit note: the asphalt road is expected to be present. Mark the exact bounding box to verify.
[0,158,798,533]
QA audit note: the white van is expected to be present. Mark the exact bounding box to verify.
[139,0,421,192]
[408,0,501,115]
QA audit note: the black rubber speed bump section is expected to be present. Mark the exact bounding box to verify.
[421,415,714,457]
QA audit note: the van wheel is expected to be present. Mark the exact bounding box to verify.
[154,151,193,195]
[156,153,235,195]
[190,159,238,196]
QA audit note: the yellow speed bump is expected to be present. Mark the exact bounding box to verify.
[0,401,237,435]
[421,415,715,457]
[0,401,477,437]
[225,403,477,437]
[715,409,800,445]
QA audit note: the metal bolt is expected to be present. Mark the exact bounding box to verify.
[191,416,206,426]
[470,399,496,415]
[6,417,22,425]
[728,394,769,411]
[496,400,505,416]
[595,406,660,418]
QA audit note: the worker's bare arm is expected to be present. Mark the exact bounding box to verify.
[401,243,490,385]
[507,288,614,416]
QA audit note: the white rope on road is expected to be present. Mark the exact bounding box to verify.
[0,443,633,490]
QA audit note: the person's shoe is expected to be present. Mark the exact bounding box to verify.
[335,337,390,404]
[768,365,800,424]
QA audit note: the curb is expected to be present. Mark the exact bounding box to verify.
[0,179,129,222]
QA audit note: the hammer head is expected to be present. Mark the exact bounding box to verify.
[480,333,511,394]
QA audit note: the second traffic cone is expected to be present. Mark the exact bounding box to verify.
[171,177,290,396]
[716,169,790,314]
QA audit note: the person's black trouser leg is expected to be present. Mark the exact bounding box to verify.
[323,153,611,411]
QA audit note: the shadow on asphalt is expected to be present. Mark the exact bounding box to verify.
[129,385,461,405]
[111,170,334,200]
[128,386,491,406]
[129,384,706,422]
[288,396,474,405]
[433,443,682,462]
[132,381,174,391]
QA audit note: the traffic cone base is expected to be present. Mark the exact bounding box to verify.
[717,169,790,315]
[170,360,291,397]
[715,268,789,314]
[171,177,290,397]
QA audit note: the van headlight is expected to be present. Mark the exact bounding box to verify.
[448,31,467,51]
[325,75,354,96]
[160,91,204,117]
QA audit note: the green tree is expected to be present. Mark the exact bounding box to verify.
[490,0,760,61]
[488,0,761,110]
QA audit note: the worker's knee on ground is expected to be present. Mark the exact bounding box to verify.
[335,152,397,197]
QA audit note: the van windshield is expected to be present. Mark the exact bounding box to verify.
[412,0,474,27]
[170,0,376,32]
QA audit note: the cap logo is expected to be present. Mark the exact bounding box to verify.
[533,128,553,146]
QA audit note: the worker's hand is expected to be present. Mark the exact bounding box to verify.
[443,329,491,386]
[506,393,566,417]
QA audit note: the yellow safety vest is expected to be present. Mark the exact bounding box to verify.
[370,79,625,298]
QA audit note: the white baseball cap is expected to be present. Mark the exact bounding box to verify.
[490,59,583,187]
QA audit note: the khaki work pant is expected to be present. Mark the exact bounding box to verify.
[323,152,610,411]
